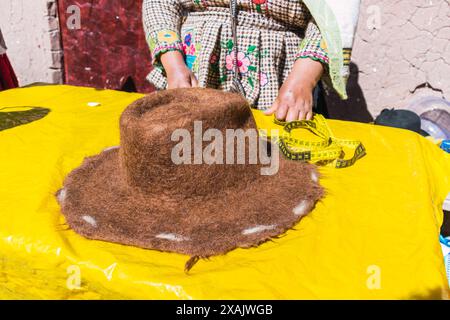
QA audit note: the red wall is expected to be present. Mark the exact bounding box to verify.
[58,0,154,93]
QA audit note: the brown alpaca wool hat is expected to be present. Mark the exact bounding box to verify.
[58,88,323,271]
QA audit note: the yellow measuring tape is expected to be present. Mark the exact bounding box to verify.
[262,114,366,168]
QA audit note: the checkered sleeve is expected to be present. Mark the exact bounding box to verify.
[143,0,185,68]
[296,20,329,66]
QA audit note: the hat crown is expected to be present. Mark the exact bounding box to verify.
[119,88,263,197]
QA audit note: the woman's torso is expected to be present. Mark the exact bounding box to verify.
[148,0,314,110]
[179,0,311,30]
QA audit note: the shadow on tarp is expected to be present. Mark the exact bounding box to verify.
[0,106,51,131]
[407,287,450,300]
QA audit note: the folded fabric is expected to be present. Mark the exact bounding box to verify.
[0,53,19,91]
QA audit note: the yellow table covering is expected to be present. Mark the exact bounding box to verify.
[0,85,449,299]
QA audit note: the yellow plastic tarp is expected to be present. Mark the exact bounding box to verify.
[0,85,449,299]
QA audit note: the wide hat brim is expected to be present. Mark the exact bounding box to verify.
[59,145,323,262]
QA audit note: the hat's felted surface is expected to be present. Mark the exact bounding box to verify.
[58,88,323,270]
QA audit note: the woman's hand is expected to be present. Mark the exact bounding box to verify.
[264,58,324,121]
[160,51,198,89]
[268,80,315,122]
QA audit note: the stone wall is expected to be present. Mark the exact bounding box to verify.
[327,0,450,121]
[0,0,63,85]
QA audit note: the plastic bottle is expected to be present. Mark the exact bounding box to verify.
[441,140,450,153]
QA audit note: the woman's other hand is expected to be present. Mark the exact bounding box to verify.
[160,51,198,89]
[264,58,323,122]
